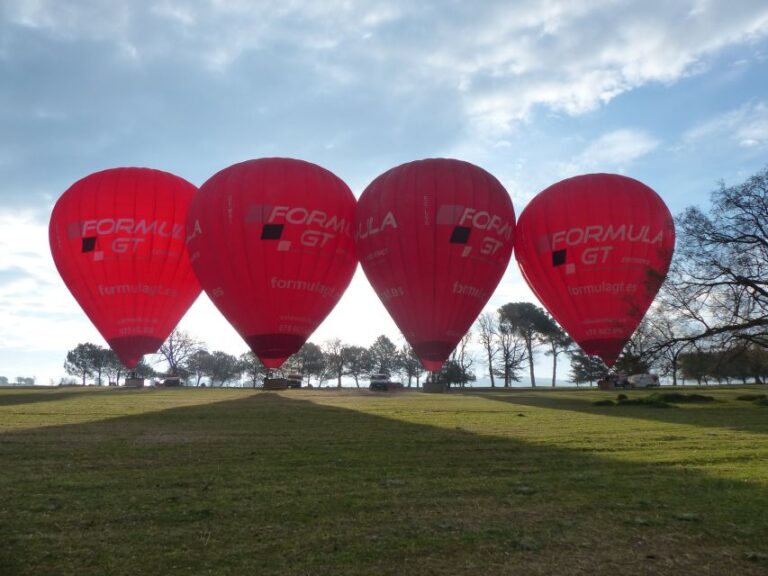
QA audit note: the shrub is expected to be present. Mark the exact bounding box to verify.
[653,393,715,403]
[737,394,767,401]
[593,399,615,406]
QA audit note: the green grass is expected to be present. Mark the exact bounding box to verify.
[1,385,768,575]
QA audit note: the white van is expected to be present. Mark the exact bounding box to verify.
[627,373,660,388]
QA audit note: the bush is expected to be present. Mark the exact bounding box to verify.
[737,394,767,401]
[617,397,672,408]
[593,399,615,406]
[652,393,715,403]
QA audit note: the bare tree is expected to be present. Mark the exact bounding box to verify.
[450,330,474,387]
[663,167,768,349]
[475,312,499,387]
[398,343,424,388]
[322,338,346,388]
[642,304,697,385]
[495,317,527,387]
[239,351,267,388]
[158,329,205,378]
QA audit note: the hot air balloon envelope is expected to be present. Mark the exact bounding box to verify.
[356,158,515,371]
[186,158,357,369]
[49,167,202,368]
[514,173,675,366]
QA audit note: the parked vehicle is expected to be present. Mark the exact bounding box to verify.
[627,373,660,388]
[368,374,402,391]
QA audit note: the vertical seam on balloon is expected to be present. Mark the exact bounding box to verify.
[163,171,189,349]
[65,173,98,354]
[237,160,255,345]
[149,168,172,362]
[430,160,438,355]
[386,164,407,352]
[145,169,160,357]
[306,161,327,350]
[446,159,465,363]
[542,182,570,351]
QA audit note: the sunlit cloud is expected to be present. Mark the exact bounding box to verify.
[684,100,768,148]
[563,129,660,175]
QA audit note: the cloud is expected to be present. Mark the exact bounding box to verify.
[564,129,660,174]
[2,1,767,212]
[0,210,98,350]
[683,101,768,148]
[6,1,768,114]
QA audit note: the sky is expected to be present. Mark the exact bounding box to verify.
[1,0,768,385]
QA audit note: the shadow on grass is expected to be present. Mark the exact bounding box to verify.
[460,389,768,435]
[0,390,767,576]
[0,387,119,407]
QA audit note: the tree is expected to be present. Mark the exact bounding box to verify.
[239,352,267,388]
[187,350,213,387]
[368,335,400,377]
[322,338,347,388]
[541,324,572,387]
[342,346,372,387]
[643,304,696,386]
[614,319,656,376]
[0,376,8,386]
[207,351,240,386]
[494,315,527,387]
[398,344,424,388]
[568,350,606,386]
[132,359,157,380]
[64,343,103,386]
[103,349,127,385]
[679,350,714,385]
[498,302,558,387]
[613,350,651,377]
[475,312,499,387]
[158,329,204,378]
[437,358,476,388]
[663,167,768,350]
[286,343,325,385]
[449,331,474,388]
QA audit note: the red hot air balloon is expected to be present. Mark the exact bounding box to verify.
[186,158,357,369]
[49,168,202,368]
[515,173,675,367]
[356,158,515,372]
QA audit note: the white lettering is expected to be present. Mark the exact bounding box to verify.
[357,211,398,239]
[458,207,512,239]
[268,206,352,236]
[551,224,664,248]
[79,218,184,240]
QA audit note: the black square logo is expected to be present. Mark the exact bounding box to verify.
[552,249,566,266]
[450,226,471,244]
[82,237,97,252]
[261,224,284,240]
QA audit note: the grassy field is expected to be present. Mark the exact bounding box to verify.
[1,386,767,576]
